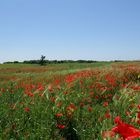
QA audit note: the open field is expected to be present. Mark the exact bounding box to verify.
[0,62,140,140]
[0,62,111,86]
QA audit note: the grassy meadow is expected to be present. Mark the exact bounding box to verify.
[0,61,140,140]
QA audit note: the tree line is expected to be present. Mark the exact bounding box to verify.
[4,60,98,64]
[3,55,126,65]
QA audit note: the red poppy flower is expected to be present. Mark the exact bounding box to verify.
[114,116,122,124]
[55,113,63,117]
[105,113,111,119]
[137,120,140,125]
[57,124,65,129]
[103,102,109,107]
[38,85,44,91]
[137,112,140,119]
[55,79,60,85]
[67,103,77,112]
[24,107,30,112]
[112,116,140,140]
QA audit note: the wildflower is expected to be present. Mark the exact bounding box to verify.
[137,112,140,119]
[57,124,65,129]
[55,113,63,117]
[137,120,140,125]
[114,116,122,124]
[28,92,34,97]
[65,75,75,83]
[55,79,60,85]
[112,116,140,139]
[38,85,44,91]
[24,107,30,112]
[138,105,140,110]
[105,113,111,119]
[103,102,109,107]
[67,103,77,112]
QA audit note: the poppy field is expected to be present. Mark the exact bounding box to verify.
[0,62,140,140]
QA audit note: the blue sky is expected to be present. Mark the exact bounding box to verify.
[0,0,140,62]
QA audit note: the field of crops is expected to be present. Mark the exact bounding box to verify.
[0,62,140,140]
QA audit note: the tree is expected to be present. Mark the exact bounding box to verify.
[40,55,46,66]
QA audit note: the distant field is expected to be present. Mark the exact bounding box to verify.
[0,61,140,139]
[0,62,111,86]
